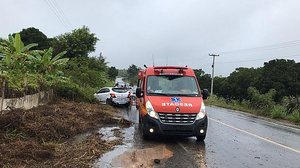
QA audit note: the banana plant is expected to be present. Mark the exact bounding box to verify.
[0,33,37,71]
[29,47,68,74]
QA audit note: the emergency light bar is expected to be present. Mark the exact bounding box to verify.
[154,66,187,75]
[154,66,188,70]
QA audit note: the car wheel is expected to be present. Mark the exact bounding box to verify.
[106,98,112,105]
[196,134,206,141]
[125,102,130,108]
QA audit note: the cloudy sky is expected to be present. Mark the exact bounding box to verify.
[1,0,300,76]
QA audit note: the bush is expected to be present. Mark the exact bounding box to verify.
[270,105,286,119]
[54,80,97,103]
[287,110,300,123]
[247,87,276,115]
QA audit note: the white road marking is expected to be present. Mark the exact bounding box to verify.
[210,117,300,154]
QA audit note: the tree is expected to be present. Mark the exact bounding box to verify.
[194,69,211,90]
[259,59,300,101]
[63,56,109,88]
[16,27,50,50]
[108,66,118,80]
[217,67,261,100]
[127,64,139,85]
[50,26,98,58]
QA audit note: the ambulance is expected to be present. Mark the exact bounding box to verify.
[135,66,209,141]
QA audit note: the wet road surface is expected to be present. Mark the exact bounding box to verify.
[96,106,300,168]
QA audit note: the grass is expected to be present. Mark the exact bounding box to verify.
[270,105,286,119]
[206,96,300,124]
[287,111,300,123]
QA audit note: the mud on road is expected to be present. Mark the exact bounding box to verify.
[0,100,131,168]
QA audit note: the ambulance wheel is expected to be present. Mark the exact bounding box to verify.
[142,127,149,140]
[139,120,149,140]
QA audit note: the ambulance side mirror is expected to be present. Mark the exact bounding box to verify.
[202,89,209,100]
[136,87,143,98]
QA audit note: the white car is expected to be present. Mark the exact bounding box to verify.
[94,87,131,106]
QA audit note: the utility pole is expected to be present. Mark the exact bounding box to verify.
[209,54,219,96]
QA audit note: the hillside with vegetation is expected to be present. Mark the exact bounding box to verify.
[195,59,300,123]
[0,26,119,102]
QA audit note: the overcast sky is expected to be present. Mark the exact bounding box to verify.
[1,0,300,76]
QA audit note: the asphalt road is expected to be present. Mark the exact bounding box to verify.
[99,106,300,168]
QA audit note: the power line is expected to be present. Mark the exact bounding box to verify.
[200,53,300,68]
[219,40,300,55]
[216,54,300,64]
[51,0,73,27]
[43,0,71,29]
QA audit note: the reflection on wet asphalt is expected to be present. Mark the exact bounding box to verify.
[96,106,300,168]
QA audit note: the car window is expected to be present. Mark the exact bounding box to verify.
[97,88,110,93]
[112,88,128,93]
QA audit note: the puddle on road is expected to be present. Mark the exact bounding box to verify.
[95,126,135,168]
[94,125,173,168]
[111,145,173,168]
[99,127,121,141]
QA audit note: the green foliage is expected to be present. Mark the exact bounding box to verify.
[63,57,110,88]
[53,79,97,102]
[247,87,276,114]
[0,33,68,96]
[108,66,118,80]
[287,110,300,123]
[281,96,300,114]
[270,105,286,119]
[29,48,68,74]
[50,26,98,58]
[194,69,211,90]
[126,64,139,85]
[15,27,50,50]
[259,59,300,101]
[206,95,251,113]
[218,67,261,100]
[0,33,38,71]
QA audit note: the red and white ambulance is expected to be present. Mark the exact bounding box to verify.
[135,66,209,141]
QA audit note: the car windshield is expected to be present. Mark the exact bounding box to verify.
[112,88,128,93]
[146,75,200,96]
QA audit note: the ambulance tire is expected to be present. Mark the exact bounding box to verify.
[139,120,149,140]
[142,127,149,140]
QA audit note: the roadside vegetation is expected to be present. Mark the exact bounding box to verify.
[0,26,119,102]
[0,26,126,167]
[197,59,300,124]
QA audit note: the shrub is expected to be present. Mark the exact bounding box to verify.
[53,80,97,103]
[270,105,286,119]
[247,87,276,115]
[287,110,300,123]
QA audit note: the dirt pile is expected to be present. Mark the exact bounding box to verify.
[0,100,127,167]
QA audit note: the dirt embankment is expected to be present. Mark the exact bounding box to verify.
[0,100,129,167]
